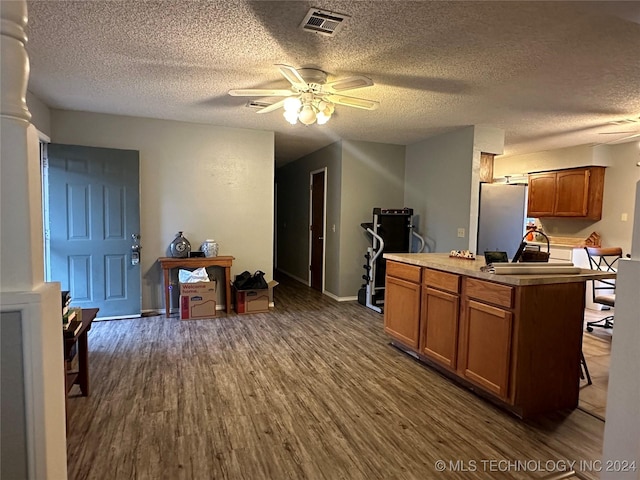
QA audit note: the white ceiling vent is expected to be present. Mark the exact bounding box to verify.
[299,8,349,37]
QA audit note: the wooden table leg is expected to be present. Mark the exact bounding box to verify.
[164,267,171,317]
[77,331,90,396]
[225,266,232,314]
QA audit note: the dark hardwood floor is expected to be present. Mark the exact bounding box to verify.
[579,310,613,420]
[67,275,605,479]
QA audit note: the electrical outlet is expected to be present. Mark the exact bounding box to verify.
[621,213,628,222]
[457,228,465,238]
[332,224,336,232]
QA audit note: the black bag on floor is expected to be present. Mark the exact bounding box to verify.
[234,270,268,290]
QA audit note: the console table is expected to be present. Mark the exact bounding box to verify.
[64,307,98,431]
[158,256,235,316]
[64,308,98,396]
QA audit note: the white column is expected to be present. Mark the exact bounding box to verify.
[1,1,67,479]
[1,0,44,290]
[601,178,640,480]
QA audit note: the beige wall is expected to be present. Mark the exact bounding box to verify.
[339,140,405,298]
[276,142,343,292]
[405,127,476,253]
[26,90,51,138]
[50,110,274,311]
[276,140,405,299]
[496,142,640,253]
[494,144,612,178]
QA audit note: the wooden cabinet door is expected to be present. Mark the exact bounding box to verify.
[527,172,556,217]
[420,287,459,369]
[459,299,512,398]
[384,276,421,349]
[554,168,589,216]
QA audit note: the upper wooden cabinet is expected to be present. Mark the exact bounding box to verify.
[527,166,605,220]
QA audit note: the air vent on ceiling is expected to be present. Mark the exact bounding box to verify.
[246,101,272,109]
[300,8,349,36]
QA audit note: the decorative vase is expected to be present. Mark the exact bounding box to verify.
[201,239,219,258]
[170,231,191,258]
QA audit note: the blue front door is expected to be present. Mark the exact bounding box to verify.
[46,144,141,318]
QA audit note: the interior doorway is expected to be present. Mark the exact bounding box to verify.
[309,169,326,292]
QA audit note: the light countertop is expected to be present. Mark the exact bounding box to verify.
[526,241,583,249]
[383,253,615,286]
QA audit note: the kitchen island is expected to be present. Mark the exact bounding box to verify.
[382,253,615,418]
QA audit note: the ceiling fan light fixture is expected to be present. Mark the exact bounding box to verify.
[316,111,330,125]
[299,105,317,125]
[229,65,377,126]
[283,110,298,125]
[283,96,302,112]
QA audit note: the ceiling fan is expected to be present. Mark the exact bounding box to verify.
[596,116,640,144]
[228,64,379,125]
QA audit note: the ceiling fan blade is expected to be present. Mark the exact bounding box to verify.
[324,75,373,93]
[276,64,308,91]
[229,89,294,97]
[256,99,285,114]
[328,94,380,111]
[602,132,640,144]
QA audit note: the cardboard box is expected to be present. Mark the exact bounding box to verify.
[233,281,278,314]
[234,287,269,314]
[179,281,217,320]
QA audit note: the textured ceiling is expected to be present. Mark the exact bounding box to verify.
[25,1,640,166]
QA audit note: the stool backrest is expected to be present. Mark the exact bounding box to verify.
[584,246,622,301]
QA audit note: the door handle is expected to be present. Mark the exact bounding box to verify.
[131,233,141,265]
[319,236,324,240]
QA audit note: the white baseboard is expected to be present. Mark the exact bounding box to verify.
[323,291,357,302]
[97,313,142,320]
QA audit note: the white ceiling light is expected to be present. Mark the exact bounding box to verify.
[282,92,335,126]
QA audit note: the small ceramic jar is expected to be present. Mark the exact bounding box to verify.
[201,239,219,257]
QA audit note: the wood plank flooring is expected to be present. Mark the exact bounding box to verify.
[579,310,613,420]
[67,275,606,480]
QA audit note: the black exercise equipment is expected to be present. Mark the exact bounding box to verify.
[359,208,425,313]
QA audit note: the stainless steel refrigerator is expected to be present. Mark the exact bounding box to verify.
[477,183,528,260]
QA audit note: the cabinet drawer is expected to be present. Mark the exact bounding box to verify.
[464,278,514,309]
[387,261,421,283]
[424,269,460,293]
